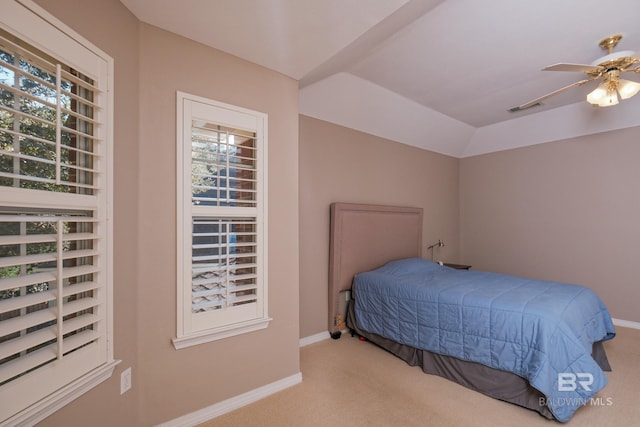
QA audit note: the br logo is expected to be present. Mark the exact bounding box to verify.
[558,373,594,391]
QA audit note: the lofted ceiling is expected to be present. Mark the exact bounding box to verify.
[120,0,640,157]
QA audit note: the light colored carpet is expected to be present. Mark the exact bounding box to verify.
[200,326,639,426]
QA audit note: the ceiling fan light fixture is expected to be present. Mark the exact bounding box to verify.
[518,34,640,109]
[601,91,619,106]
[586,84,607,103]
[618,79,640,100]
[587,83,618,107]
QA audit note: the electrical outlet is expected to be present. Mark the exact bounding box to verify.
[120,367,132,395]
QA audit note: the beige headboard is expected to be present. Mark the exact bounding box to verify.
[328,203,423,338]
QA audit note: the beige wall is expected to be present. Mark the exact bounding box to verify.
[460,126,640,323]
[299,115,460,338]
[135,24,299,425]
[34,1,300,425]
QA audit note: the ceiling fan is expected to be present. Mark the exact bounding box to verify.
[511,34,640,112]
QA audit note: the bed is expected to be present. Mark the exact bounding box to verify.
[328,202,616,423]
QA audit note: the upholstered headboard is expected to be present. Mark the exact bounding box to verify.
[328,203,423,338]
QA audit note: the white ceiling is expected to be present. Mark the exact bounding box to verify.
[120,0,640,157]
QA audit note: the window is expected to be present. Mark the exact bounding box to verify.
[174,92,269,349]
[0,2,116,425]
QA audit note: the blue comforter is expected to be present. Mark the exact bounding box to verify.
[353,258,615,422]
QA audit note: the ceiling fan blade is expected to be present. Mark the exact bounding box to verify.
[509,78,596,112]
[543,63,602,73]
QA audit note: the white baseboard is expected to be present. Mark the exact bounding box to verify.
[299,331,330,347]
[612,318,640,330]
[156,372,302,427]
[299,329,351,347]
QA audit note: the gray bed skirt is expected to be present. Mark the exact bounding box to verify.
[346,301,611,421]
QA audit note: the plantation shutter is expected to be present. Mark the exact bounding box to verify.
[175,93,269,347]
[191,217,259,312]
[0,5,113,423]
[0,214,104,383]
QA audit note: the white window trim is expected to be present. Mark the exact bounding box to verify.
[7,362,119,426]
[173,92,270,349]
[0,1,118,424]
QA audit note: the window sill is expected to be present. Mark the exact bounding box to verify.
[7,359,120,426]
[172,317,272,350]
